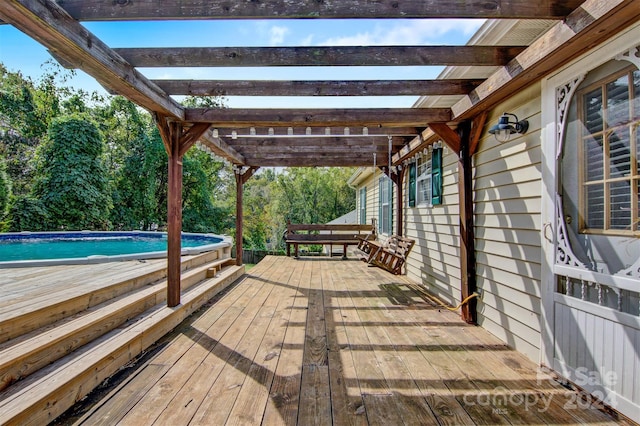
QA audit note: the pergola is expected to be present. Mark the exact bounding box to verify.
[1,0,638,323]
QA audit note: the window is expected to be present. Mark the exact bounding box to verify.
[577,67,640,234]
[412,145,443,207]
[359,187,367,224]
[416,153,432,206]
[379,176,393,234]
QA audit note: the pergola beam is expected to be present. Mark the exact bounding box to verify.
[214,127,420,137]
[199,131,246,165]
[153,79,483,97]
[48,0,584,20]
[451,0,640,121]
[244,158,383,167]
[185,108,450,128]
[116,46,525,68]
[0,0,184,120]
[228,136,407,147]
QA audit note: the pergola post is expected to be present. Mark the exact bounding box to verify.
[155,115,211,307]
[429,120,479,324]
[235,170,244,266]
[457,121,477,324]
[166,127,183,307]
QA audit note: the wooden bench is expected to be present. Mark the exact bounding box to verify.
[284,221,376,259]
[356,234,415,275]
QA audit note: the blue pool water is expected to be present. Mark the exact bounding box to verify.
[0,231,228,266]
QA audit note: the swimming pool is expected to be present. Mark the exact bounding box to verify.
[0,231,232,268]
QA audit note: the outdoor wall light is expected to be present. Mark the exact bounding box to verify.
[488,112,529,143]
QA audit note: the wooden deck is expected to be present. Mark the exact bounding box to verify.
[59,256,628,425]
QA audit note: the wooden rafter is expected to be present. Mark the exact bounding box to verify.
[49,0,584,21]
[392,127,439,164]
[153,79,483,97]
[185,108,450,127]
[451,0,640,120]
[199,132,246,165]
[214,127,420,137]
[231,136,407,150]
[244,156,382,167]
[469,112,488,155]
[0,0,184,119]
[178,123,211,157]
[428,122,461,153]
[116,46,525,68]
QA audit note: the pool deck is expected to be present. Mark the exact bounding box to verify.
[0,259,169,337]
[57,256,630,425]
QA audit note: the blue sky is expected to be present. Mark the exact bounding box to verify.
[0,19,483,108]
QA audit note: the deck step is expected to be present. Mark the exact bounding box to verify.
[0,251,219,344]
[0,256,232,393]
[0,264,245,425]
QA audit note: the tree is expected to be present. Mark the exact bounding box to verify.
[0,156,10,230]
[31,115,111,230]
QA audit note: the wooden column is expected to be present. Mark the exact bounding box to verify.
[430,120,480,324]
[457,121,477,324]
[235,170,244,266]
[155,115,211,307]
[166,127,182,307]
[235,166,259,266]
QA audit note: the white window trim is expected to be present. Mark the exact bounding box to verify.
[416,153,433,207]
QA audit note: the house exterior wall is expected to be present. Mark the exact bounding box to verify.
[354,86,545,362]
[472,84,543,362]
[404,146,461,306]
[353,169,395,237]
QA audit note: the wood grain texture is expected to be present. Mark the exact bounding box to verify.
[54,257,625,426]
[0,0,183,119]
[153,79,483,97]
[50,0,585,20]
[185,107,451,127]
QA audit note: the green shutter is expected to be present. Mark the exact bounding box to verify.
[408,162,416,207]
[431,147,443,205]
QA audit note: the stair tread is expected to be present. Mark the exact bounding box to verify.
[0,258,233,378]
[0,252,221,344]
[0,265,244,423]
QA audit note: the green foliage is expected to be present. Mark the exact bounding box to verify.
[32,115,111,230]
[245,167,356,250]
[110,127,167,230]
[7,196,48,231]
[243,169,276,249]
[182,148,234,234]
[0,156,11,230]
[0,60,358,242]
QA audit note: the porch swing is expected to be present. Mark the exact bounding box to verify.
[356,135,416,274]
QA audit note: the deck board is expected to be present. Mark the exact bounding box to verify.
[65,256,627,426]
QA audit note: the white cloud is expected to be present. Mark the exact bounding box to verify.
[299,34,315,46]
[319,19,484,46]
[269,25,290,45]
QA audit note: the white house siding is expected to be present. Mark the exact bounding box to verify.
[472,83,543,362]
[355,85,545,361]
[354,169,395,236]
[404,149,461,306]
